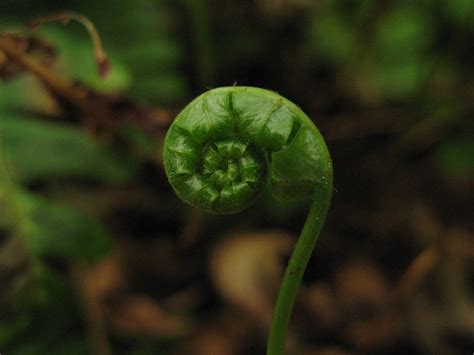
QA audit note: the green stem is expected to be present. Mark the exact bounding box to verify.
[266,195,331,355]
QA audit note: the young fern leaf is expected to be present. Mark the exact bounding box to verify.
[163,86,333,355]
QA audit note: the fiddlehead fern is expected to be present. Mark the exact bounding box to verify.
[163,86,333,354]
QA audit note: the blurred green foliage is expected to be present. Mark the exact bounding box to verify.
[308,0,473,101]
[435,135,474,177]
[0,2,187,353]
[0,114,135,183]
[0,264,90,355]
[20,192,112,261]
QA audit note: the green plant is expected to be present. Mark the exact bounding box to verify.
[163,86,333,355]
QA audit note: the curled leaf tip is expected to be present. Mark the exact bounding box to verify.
[97,57,110,79]
[164,86,333,214]
[24,11,109,79]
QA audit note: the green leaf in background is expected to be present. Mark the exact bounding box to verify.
[371,57,429,99]
[309,15,355,65]
[0,312,31,348]
[0,114,136,183]
[120,38,183,72]
[370,5,434,99]
[2,265,87,354]
[434,135,474,178]
[134,73,188,105]
[119,122,160,158]
[0,77,38,111]
[1,154,112,264]
[442,0,474,26]
[18,191,112,261]
[74,0,189,105]
[374,6,433,60]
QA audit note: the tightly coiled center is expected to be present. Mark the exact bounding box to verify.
[203,140,260,189]
[199,139,265,213]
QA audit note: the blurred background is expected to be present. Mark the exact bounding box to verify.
[0,1,473,354]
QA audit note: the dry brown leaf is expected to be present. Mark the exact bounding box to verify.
[106,294,188,338]
[82,254,125,302]
[176,311,257,355]
[302,282,339,329]
[79,255,189,340]
[210,230,294,325]
[334,261,389,314]
[333,261,400,350]
[344,314,399,351]
[117,237,193,296]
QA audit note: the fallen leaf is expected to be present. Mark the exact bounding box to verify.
[176,311,257,355]
[333,261,399,350]
[334,261,389,318]
[106,294,188,338]
[303,282,339,328]
[210,230,293,325]
[82,254,125,302]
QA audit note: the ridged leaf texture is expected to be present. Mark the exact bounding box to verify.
[164,87,333,214]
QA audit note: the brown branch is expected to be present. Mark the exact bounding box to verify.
[0,34,109,133]
[0,33,172,138]
[26,11,109,78]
